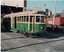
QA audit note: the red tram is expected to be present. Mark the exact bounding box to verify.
[46,17,64,32]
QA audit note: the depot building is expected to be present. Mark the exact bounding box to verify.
[1,0,27,14]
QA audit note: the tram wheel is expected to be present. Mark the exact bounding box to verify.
[25,33,33,37]
[16,30,20,33]
[24,33,29,37]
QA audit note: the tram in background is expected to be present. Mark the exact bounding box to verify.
[46,17,64,32]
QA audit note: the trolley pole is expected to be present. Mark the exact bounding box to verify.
[53,0,56,30]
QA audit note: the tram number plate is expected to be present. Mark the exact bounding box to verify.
[21,25,23,27]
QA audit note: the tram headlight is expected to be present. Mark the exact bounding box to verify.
[40,27,43,31]
[41,27,43,29]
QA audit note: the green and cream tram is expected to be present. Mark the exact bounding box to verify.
[3,11,47,37]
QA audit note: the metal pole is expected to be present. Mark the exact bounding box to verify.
[53,0,56,30]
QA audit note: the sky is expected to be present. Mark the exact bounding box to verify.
[27,0,64,14]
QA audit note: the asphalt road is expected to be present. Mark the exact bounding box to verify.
[1,31,64,52]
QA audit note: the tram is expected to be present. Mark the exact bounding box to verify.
[3,11,47,37]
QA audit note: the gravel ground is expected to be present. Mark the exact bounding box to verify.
[1,31,64,52]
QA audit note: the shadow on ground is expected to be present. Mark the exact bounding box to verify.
[33,32,64,39]
[1,30,64,39]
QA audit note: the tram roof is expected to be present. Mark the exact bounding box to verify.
[4,10,45,17]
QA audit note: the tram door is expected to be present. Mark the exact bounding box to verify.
[3,18,11,31]
[32,17,35,32]
[14,17,17,29]
[28,16,35,31]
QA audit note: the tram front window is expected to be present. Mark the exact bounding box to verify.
[41,16,44,22]
[36,16,44,23]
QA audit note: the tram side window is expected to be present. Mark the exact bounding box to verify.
[30,16,32,22]
[27,16,28,22]
[30,16,35,22]
[41,16,44,22]
[24,16,28,22]
[18,17,21,21]
[24,17,25,22]
[36,16,40,22]
[21,16,23,22]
